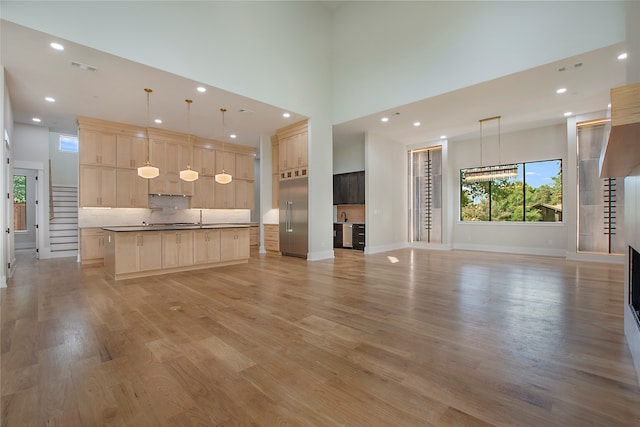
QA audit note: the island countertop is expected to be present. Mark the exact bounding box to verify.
[102,223,254,232]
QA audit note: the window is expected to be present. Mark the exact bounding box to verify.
[13,175,27,231]
[409,147,442,243]
[59,135,78,152]
[460,159,562,222]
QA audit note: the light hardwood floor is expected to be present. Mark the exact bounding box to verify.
[2,248,640,426]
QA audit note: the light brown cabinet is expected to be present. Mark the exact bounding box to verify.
[116,135,147,169]
[149,140,194,196]
[190,176,215,209]
[214,180,236,209]
[235,180,255,209]
[277,120,308,181]
[79,165,116,207]
[216,151,236,177]
[116,169,148,208]
[80,228,105,264]
[162,231,193,268]
[249,226,259,247]
[193,229,221,264]
[235,153,254,180]
[115,231,163,275]
[79,129,117,166]
[192,146,216,177]
[264,224,280,252]
[220,228,250,261]
[272,137,279,209]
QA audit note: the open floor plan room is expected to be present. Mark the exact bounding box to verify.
[2,249,639,426]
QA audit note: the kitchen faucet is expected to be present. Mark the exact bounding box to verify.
[340,211,348,222]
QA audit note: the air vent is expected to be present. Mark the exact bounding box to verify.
[238,108,254,113]
[71,61,97,72]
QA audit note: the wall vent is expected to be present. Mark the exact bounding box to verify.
[71,61,97,72]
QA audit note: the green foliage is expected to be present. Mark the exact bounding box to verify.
[13,175,26,203]
[460,168,562,222]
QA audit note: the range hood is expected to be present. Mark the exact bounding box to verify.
[600,82,640,178]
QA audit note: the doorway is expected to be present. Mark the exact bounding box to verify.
[13,168,38,251]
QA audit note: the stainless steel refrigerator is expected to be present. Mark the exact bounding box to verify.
[279,178,308,258]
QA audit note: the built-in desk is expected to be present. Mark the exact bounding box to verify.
[103,224,251,280]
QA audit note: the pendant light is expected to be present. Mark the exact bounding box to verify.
[137,88,160,179]
[179,99,199,182]
[463,116,518,183]
[214,108,232,185]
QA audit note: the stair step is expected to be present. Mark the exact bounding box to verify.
[50,236,79,244]
[50,242,78,251]
[52,212,78,218]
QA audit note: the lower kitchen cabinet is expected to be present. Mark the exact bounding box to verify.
[193,229,221,264]
[352,223,366,250]
[264,224,279,252]
[162,230,194,268]
[80,228,105,264]
[113,231,163,275]
[221,228,250,261]
[333,223,343,249]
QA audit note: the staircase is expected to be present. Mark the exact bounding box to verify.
[49,186,78,258]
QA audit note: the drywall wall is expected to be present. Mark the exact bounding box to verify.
[333,135,365,174]
[449,124,568,255]
[364,131,407,253]
[331,1,626,123]
[49,132,78,187]
[1,67,12,286]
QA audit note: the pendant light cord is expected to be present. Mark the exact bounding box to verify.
[145,88,152,164]
[220,108,227,172]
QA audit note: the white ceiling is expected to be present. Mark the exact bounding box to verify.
[1,20,307,149]
[2,19,628,151]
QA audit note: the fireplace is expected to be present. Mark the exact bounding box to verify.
[631,246,640,329]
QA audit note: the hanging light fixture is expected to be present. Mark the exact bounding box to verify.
[179,99,199,182]
[137,88,160,179]
[462,116,518,183]
[214,108,232,185]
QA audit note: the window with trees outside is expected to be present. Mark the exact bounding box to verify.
[460,159,562,222]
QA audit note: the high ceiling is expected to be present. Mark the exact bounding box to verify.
[1,19,628,150]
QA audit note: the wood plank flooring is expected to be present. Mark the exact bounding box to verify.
[2,248,640,426]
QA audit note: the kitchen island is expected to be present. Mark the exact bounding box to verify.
[103,224,251,280]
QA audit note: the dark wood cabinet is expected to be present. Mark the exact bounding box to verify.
[333,171,365,205]
[333,223,343,248]
[352,224,365,250]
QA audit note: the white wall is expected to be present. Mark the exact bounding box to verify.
[364,132,407,253]
[1,67,14,286]
[331,1,626,123]
[49,132,78,187]
[449,124,568,256]
[333,135,365,174]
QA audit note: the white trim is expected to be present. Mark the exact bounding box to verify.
[565,251,625,264]
[307,250,334,261]
[0,274,6,288]
[453,242,566,258]
[406,242,452,251]
[364,242,408,255]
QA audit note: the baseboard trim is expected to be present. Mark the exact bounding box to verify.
[364,242,408,255]
[307,250,334,261]
[565,251,624,264]
[452,243,566,258]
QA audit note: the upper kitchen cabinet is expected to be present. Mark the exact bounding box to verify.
[116,134,147,169]
[235,153,255,181]
[333,171,365,205]
[277,120,308,181]
[192,145,216,177]
[79,165,116,207]
[116,169,148,208]
[148,129,194,196]
[79,129,117,167]
[216,151,236,177]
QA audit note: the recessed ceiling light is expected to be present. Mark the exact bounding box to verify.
[618,52,628,60]
[381,117,389,122]
[196,86,206,93]
[282,112,291,118]
[32,117,42,123]
[45,96,55,103]
[230,134,237,139]
[154,119,162,124]
[556,88,567,94]
[564,112,573,117]
[50,42,64,51]
[440,135,446,139]
[413,122,421,127]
